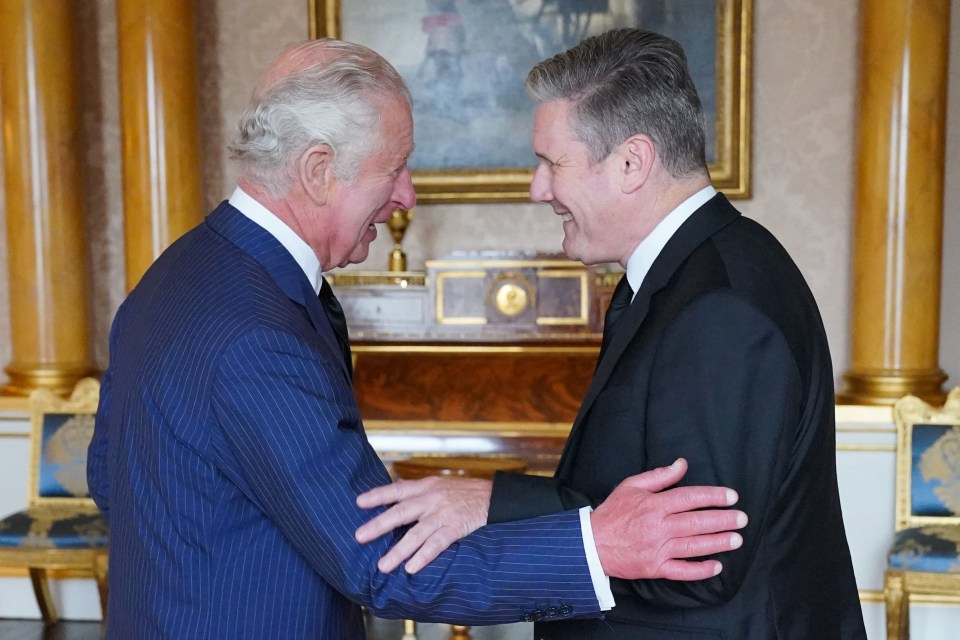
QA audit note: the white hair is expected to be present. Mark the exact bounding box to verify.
[228,39,411,198]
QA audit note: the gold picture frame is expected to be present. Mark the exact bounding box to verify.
[309,0,752,203]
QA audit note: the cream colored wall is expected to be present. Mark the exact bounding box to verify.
[0,0,957,389]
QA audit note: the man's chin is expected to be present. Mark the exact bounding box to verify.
[344,245,371,266]
[560,237,580,263]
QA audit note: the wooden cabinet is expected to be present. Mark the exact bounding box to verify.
[331,254,620,475]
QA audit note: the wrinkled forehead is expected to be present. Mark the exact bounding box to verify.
[381,94,415,151]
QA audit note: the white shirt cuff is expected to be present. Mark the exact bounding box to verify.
[578,506,615,611]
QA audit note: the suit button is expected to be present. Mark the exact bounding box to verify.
[545,607,558,617]
[559,605,572,616]
[531,610,544,622]
[521,613,533,622]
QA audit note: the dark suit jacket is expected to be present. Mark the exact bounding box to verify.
[489,194,867,639]
[87,203,601,639]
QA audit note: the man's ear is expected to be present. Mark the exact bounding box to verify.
[619,134,655,194]
[299,144,335,206]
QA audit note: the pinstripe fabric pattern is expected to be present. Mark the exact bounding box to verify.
[87,203,600,639]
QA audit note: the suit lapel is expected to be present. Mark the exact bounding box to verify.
[556,194,741,478]
[205,202,349,379]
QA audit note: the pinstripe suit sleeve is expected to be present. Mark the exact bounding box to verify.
[89,303,128,520]
[209,326,602,625]
[88,367,111,519]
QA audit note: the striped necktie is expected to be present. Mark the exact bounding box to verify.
[318,278,354,380]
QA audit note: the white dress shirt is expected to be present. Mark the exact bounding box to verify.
[625,185,717,299]
[230,187,325,294]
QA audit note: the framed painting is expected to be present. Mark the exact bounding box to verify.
[309,0,752,203]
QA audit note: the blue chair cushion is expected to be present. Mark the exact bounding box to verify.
[888,525,960,573]
[38,413,95,498]
[910,423,960,517]
[0,509,108,549]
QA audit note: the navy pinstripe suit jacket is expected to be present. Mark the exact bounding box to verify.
[88,203,600,639]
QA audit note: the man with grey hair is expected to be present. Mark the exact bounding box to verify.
[88,37,746,639]
[358,28,867,638]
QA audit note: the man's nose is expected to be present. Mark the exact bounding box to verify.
[529,164,552,203]
[393,167,416,210]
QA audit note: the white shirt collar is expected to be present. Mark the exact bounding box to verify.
[228,187,324,295]
[624,185,717,298]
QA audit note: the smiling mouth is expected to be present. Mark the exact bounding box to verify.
[559,213,573,222]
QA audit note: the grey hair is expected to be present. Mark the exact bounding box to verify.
[526,28,708,179]
[228,39,411,198]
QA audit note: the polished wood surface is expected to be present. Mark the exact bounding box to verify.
[0,0,97,396]
[839,0,950,405]
[117,0,203,291]
[353,349,596,423]
[392,456,526,480]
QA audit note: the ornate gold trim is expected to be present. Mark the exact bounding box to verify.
[536,270,589,326]
[836,444,896,452]
[352,345,600,354]
[836,426,896,434]
[0,566,97,579]
[0,395,29,412]
[435,271,487,325]
[27,378,100,509]
[535,318,588,326]
[427,259,582,269]
[328,271,426,287]
[838,369,949,407]
[893,388,960,530]
[2,366,100,398]
[595,271,625,288]
[493,281,530,317]
[0,548,106,569]
[364,420,571,437]
[860,587,960,605]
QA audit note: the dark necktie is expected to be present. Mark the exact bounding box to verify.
[318,278,354,379]
[600,275,634,357]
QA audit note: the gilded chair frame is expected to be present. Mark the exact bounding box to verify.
[885,387,960,639]
[0,378,107,623]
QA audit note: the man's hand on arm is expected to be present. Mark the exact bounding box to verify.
[355,457,747,581]
[591,458,747,581]
[355,476,493,573]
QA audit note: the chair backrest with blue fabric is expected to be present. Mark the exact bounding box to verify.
[894,387,960,531]
[27,378,100,511]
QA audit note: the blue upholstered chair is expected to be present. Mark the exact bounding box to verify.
[885,387,960,639]
[0,378,108,623]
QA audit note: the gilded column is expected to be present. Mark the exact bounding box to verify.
[838,0,951,406]
[0,0,97,396]
[117,0,202,291]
